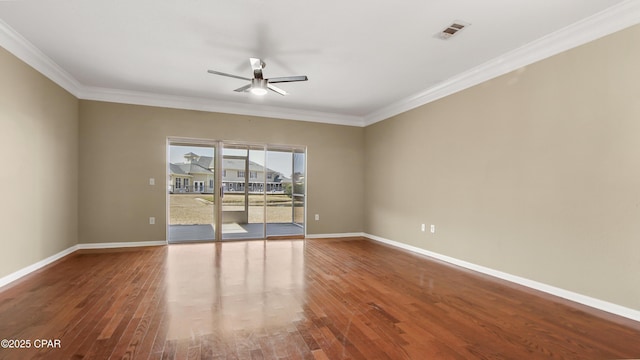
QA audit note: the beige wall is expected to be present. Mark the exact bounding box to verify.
[78,101,365,244]
[364,25,640,310]
[0,47,79,278]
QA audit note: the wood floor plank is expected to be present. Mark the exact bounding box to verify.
[1,237,639,359]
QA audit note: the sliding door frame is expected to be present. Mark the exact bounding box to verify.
[167,137,307,242]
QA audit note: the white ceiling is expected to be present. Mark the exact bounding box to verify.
[1,0,638,126]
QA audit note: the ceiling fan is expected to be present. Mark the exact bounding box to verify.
[207,58,308,96]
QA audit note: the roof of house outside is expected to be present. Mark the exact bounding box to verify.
[169,154,287,179]
[169,163,213,176]
[169,163,187,175]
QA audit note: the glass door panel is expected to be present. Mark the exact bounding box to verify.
[221,144,265,240]
[248,147,266,229]
[265,149,293,236]
[167,142,216,243]
[265,147,305,238]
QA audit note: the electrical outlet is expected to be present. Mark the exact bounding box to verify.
[315,214,320,221]
[430,224,435,234]
[421,224,426,232]
[149,178,155,186]
[149,217,155,225]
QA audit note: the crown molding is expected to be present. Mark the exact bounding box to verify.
[363,0,640,126]
[79,86,365,127]
[0,19,82,97]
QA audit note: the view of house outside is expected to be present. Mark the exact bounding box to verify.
[168,145,303,226]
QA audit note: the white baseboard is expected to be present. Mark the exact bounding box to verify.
[364,233,640,323]
[305,232,365,239]
[0,240,166,289]
[0,244,79,289]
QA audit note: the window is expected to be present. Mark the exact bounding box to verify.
[175,178,181,189]
[209,179,213,188]
[267,173,273,180]
[250,171,258,179]
[238,171,245,178]
[184,179,190,188]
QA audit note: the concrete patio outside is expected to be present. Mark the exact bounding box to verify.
[168,194,304,242]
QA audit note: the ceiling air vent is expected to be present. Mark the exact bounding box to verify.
[437,20,470,40]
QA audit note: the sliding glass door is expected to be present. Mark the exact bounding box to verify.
[167,139,305,242]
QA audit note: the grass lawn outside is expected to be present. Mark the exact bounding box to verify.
[169,194,303,225]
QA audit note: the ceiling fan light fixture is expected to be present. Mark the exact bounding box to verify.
[250,78,268,96]
[250,87,268,96]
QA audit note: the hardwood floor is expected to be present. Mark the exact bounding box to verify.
[0,237,639,359]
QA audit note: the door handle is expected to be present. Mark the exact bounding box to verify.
[219,186,224,198]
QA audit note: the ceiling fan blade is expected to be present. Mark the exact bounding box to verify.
[207,70,251,81]
[267,75,308,84]
[233,84,252,92]
[267,84,287,96]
